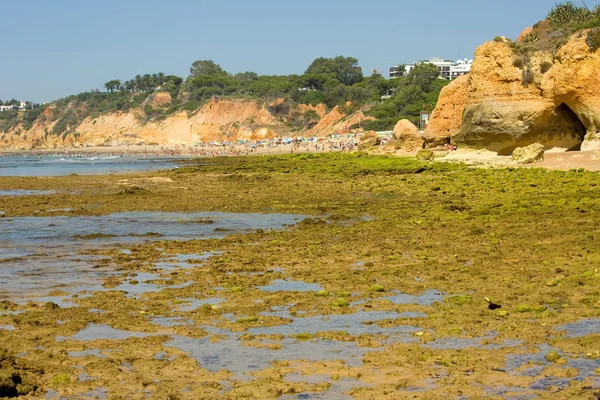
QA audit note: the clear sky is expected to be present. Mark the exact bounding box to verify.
[0,0,576,103]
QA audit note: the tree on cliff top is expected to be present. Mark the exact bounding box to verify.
[104,80,121,93]
[190,60,228,78]
[305,56,363,86]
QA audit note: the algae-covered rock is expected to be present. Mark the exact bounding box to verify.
[512,143,545,164]
[0,348,39,398]
[359,131,380,149]
[416,149,435,161]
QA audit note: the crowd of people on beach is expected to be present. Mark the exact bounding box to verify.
[3,135,363,159]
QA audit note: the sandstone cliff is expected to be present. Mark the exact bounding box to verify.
[0,99,366,150]
[426,25,600,152]
[423,74,468,146]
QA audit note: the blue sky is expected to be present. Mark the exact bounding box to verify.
[0,0,581,103]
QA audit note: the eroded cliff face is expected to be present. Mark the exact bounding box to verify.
[1,99,366,150]
[542,33,600,150]
[422,74,468,146]
[427,26,600,152]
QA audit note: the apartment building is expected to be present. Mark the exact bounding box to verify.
[389,57,473,80]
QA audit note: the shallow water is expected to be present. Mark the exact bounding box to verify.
[505,343,600,389]
[167,333,375,376]
[0,189,56,196]
[554,318,600,338]
[423,331,523,350]
[281,374,369,400]
[0,155,179,176]
[58,324,149,341]
[258,279,325,293]
[0,212,304,302]
[175,297,225,312]
[385,289,445,306]
[253,308,423,337]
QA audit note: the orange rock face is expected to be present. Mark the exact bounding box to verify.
[393,119,423,151]
[423,75,468,146]
[516,27,534,43]
[0,98,368,150]
[151,92,172,108]
[428,28,600,152]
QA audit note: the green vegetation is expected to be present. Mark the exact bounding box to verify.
[332,298,350,307]
[496,2,600,89]
[51,374,71,385]
[1,55,452,137]
[359,63,450,131]
[547,2,600,30]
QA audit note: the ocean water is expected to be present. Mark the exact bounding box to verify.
[0,154,180,176]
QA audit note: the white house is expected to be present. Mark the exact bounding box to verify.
[389,57,473,80]
[0,102,28,112]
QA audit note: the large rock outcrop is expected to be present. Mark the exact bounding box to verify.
[393,119,423,151]
[427,25,600,153]
[422,75,469,147]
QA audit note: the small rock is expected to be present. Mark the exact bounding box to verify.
[416,149,434,161]
[512,143,545,164]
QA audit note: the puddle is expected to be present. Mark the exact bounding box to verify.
[385,289,445,306]
[282,374,371,400]
[0,212,305,300]
[80,387,109,399]
[505,343,600,390]
[165,308,422,377]
[423,332,522,350]
[78,372,97,382]
[20,295,78,308]
[57,324,149,341]
[176,297,225,312]
[152,317,193,327]
[111,272,195,298]
[168,333,373,377]
[154,252,216,271]
[474,383,537,399]
[554,319,600,338]
[0,324,15,331]
[258,279,324,293]
[68,349,106,358]
[0,189,56,196]
[252,309,423,337]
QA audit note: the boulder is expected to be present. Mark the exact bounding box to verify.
[359,131,380,149]
[393,119,424,151]
[416,149,434,161]
[512,143,545,163]
[392,119,419,139]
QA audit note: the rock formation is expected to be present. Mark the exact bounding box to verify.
[0,99,368,150]
[426,24,600,153]
[392,119,423,151]
[359,131,380,149]
[512,143,545,163]
[422,75,468,147]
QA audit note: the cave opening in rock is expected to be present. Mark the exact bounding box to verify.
[555,103,586,151]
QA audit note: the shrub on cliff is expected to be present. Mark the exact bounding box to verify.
[586,27,600,51]
[547,2,600,30]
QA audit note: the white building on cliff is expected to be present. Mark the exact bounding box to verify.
[389,57,473,80]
